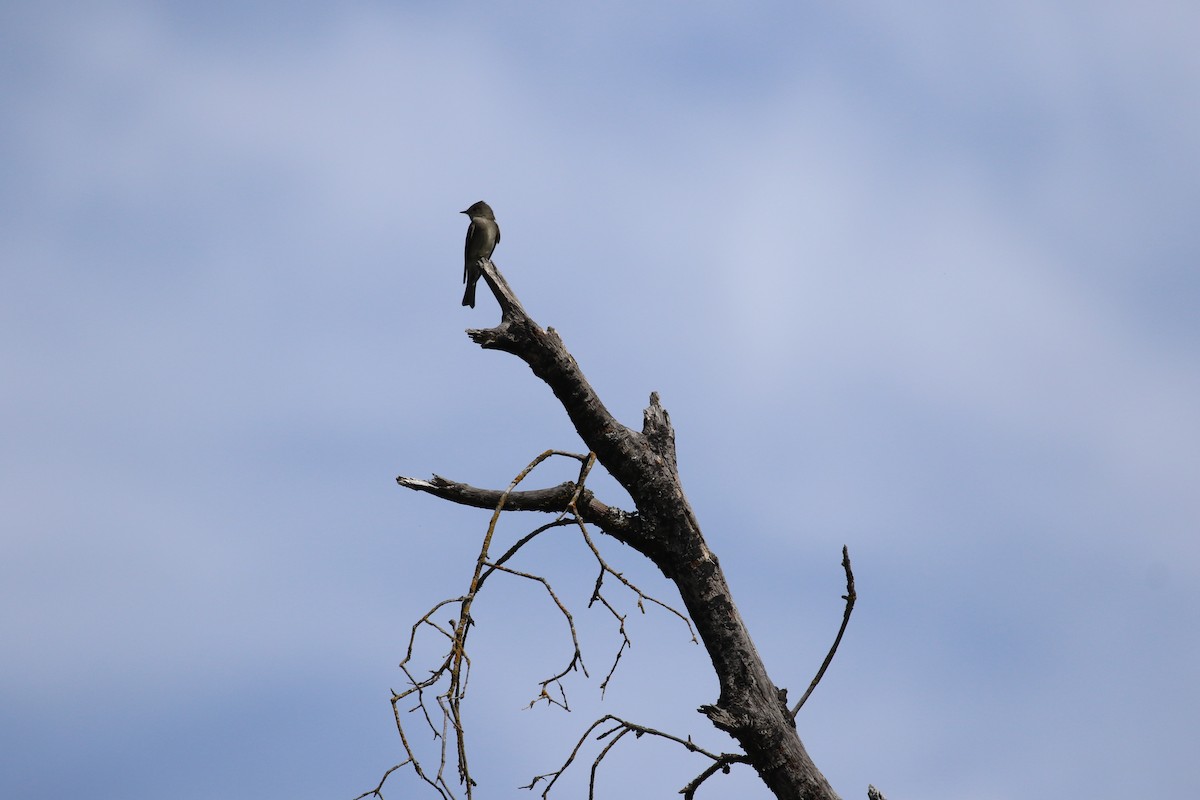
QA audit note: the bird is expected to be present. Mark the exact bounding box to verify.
[461,201,500,308]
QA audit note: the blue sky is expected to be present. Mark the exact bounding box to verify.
[2,2,1198,798]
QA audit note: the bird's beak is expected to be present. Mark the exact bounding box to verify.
[460,209,469,215]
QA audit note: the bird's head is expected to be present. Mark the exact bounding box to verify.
[461,201,494,219]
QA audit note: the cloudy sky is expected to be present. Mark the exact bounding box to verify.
[3,2,1198,798]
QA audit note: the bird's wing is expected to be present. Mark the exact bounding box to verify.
[463,220,477,283]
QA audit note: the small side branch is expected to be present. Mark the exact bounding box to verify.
[351,760,412,800]
[521,714,747,800]
[396,473,637,543]
[482,560,589,708]
[791,546,857,717]
[679,753,753,799]
[569,516,697,694]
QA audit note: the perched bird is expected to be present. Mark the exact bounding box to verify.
[461,201,500,308]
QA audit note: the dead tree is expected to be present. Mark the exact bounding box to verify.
[366,258,861,800]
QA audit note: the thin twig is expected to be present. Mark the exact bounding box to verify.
[522,714,744,799]
[587,725,631,798]
[351,760,412,800]
[791,545,856,717]
[679,752,751,799]
[481,519,575,584]
[570,515,697,693]
[482,560,589,705]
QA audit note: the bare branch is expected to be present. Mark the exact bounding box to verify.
[351,760,412,800]
[481,560,589,707]
[791,546,857,717]
[587,723,631,797]
[480,519,574,582]
[522,714,747,799]
[396,473,637,542]
[568,516,697,694]
[680,752,752,799]
[464,261,659,505]
[475,256,529,320]
[521,716,612,797]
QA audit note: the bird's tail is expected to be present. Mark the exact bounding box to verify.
[461,279,476,308]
